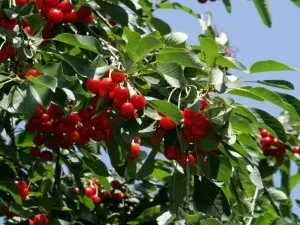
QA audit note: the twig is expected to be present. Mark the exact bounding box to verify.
[246,188,259,225]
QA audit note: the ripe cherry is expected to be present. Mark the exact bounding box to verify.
[294,146,300,154]
[90,195,101,204]
[30,147,41,158]
[16,181,29,199]
[130,95,147,110]
[33,214,49,225]
[259,128,271,138]
[114,86,130,101]
[83,14,94,24]
[101,190,110,200]
[78,4,92,21]
[112,191,124,201]
[85,186,96,197]
[99,78,116,96]
[58,0,73,14]
[33,134,45,146]
[111,180,121,189]
[24,68,41,78]
[119,102,135,117]
[129,141,140,160]
[198,0,208,3]
[199,97,209,110]
[68,130,80,142]
[43,0,59,8]
[0,50,6,62]
[178,153,195,167]
[260,137,273,146]
[93,179,101,186]
[47,8,64,23]
[63,10,78,23]
[86,78,101,94]
[1,17,17,30]
[40,113,50,122]
[24,26,33,35]
[40,151,53,161]
[15,0,27,5]
[159,116,176,130]
[164,146,179,160]
[2,45,16,58]
[111,71,126,84]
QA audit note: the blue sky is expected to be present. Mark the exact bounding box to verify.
[155,0,300,216]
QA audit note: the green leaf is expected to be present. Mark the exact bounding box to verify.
[136,35,163,61]
[82,157,109,177]
[216,55,248,71]
[249,167,264,189]
[27,75,57,92]
[178,208,202,224]
[18,85,41,118]
[201,218,223,225]
[267,188,288,202]
[199,37,219,67]
[156,48,204,68]
[290,174,300,190]
[128,206,164,225]
[157,2,201,18]
[253,0,272,27]
[0,182,22,205]
[210,68,226,93]
[291,0,300,7]
[149,17,171,35]
[137,147,158,179]
[228,88,265,101]
[276,92,300,119]
[222,0,232,13]
[162,32,188,46]
[257,80,294,90]
[15,132,35,147]
[25,13,46,32]
[250,60,297,73]
[157,63,187,88]
[194,176,230,216]
[41,63,64,78]
[96,1,128,26]
[149,100,182,124]
[230,115,256,135]
[168,171,186,209]
[54,33,102,53]
[0,162,16,182]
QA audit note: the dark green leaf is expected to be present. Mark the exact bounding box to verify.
[201,218,223,225]
[137,147,158,179]
[149,17,171,35]
[168,171,186,209]
[82,157,109,177]
[253,0,272,27]
[27,75,57,92]
[157,63,187,88]
[96,1,128,26]
[257,80,294,90]
[222,0,232,13]
[25,13,46,32]
[128,206,163,225]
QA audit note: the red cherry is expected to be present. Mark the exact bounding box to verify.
[111,71,126,84]
[178,154,195,167]
[40,113,50,122]
[63,10,78,23]
[33,134,45,146]
[78,107,94,121]
[198,0,208,3]
[67,112,81,123]
[90,195,101,204]
[77,4,92,21]
[19,187,29,200]
[47,8,64,23]
[133,137,140,143]
[159,116,176,130]
[112,191,124,201]
[101,190,110,200]
[259,128,272,138]
[130,95,147,110]
[0,50,6,62]
[15,0,27,5]
[33,214,49,225]
[93,179,101,186]
[68,130,80,142]
[30,147,41,158]
[2,45,16,58]
[129,142,140,160]
[83,14,94,24]
[73,187,79,194]
[43,0,59,8]
[1,17,17,30]
[108,18,117,26]
[24,68,41,78]
[114,86,130,101]
[85,186,96,197]
[294,146,300,154]
[119,102,135,117]
[23,26,33,35]
[86,78,101,94]
[58,0,73,14]
[40,151,53,161]
[164,146,179,160]
[42,22,53,39]
[260,137,273,146]
[199,97,209,110]
[111,180,121,189]
[99,78,116,95]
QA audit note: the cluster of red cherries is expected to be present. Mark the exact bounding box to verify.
[259,128,285,162]
[29,213,49,225]
[73,179,125,204]
[156,98,210,167]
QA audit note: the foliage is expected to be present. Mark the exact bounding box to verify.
[0,0,299,224]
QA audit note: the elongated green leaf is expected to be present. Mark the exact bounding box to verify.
[54,34,102,53]
[137,147,159,179]
[157,2,201,18]
[41,63,64,78]
[217,55,248,71]
[210,68,226,93]
[149,17,171,35]
[168,171,186,209]
[267,187,288,202]
[222,0,232,13]
[82,157,109,177]
[201,219,223,225]
[228,88,265,101]
[291,0,300,7]
[276,92,300,118]
[162,32,188,46]
[156,48,204,68]
[157,63,187,88]
[249,167,264,189]
[257,80,294,90]
[253,0,272,27]
[128,206,164,225]
[149,100,183,124]
[250,60,297,73]
[199,37,219,67]
[96,1,128,26]
[15,132,35,147]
